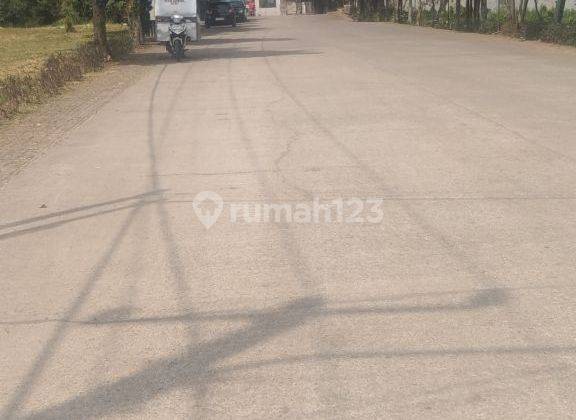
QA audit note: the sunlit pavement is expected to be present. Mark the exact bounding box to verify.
[2,15,576,419]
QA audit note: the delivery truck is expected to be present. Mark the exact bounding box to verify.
[154,0,200,60]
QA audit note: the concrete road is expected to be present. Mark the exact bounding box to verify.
[2,15,576,419]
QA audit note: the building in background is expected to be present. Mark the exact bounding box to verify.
[256,0,284,15]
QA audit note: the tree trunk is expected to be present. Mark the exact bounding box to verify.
[61,0,76,33]
[92,0,111,56]
[127,0,144,44]
[438,0,448,25]
[395,0,402,21]
[519,0,528,23]
[455,0,461,28]
[377,0,385,19]
[480,0,487,19]
[438,0,448,14]
[473,0,480,22]
[465,0,472,26]
[370,0,380,16]
[408,0,413,22]
[533,0,541,19]
[508,0,517,26]
[417,0,423,24]
[555,0,566,23]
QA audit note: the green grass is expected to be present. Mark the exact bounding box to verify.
[0,23,124,78]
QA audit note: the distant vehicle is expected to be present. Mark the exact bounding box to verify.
[154,0,200,60]
[247,0,255,16]
[233,0,248,22]
[205,0,247,27]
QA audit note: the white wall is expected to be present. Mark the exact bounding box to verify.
[256,0,283,15]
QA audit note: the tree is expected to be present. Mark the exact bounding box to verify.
[455,0,461,28]
[507,0,518,28]
[438,0,448,26]
[473,0,480,23]
[61,0,77,32]
[0,0,30,25]
[416,0,422,24]
[395,0,402,21]
[554,0,566,23]
[519,0,529,23]
[34,0,61,24]
[533,0,541,20]
[126,0,143,44]
[92,0,111,56]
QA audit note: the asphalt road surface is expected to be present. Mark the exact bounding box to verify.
[2,15,576,419]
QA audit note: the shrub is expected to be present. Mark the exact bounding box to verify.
[0,30,133,119]
[540,22,576,45]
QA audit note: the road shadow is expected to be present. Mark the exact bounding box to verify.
[12,288,517,419]
[0,191,165,242]
[201,19,264,34]
[0,28,534,420]
[0,287,509,327]
[121,19,315,66]
[22,297,326,419]
[121,46,319,66]
[198,37,294,46]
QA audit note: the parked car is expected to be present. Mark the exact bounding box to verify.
[205,0,246,27]
[233,0,248,22]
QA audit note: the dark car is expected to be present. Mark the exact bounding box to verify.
[205,0,245,27]
[232,0,248,22]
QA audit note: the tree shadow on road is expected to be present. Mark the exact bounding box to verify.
[0,36,556,420]
[122,19,316,66]
[12,285,576,419]
[0,191,165,242]
[198,37,294,45]
[22,296,325,419]
[14,288,524,420]
[121,46,320,66]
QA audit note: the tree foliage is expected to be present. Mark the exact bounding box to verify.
[0,0,146,26]
[0,0,60,25]
[350,0,576,45]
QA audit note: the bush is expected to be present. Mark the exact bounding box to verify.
[0,30,133,119]
[352,2,576,49]
[0,0,147,26]
[0,0,31,25]
[0,0,60,26]
[521,20,545,39]
[540,22,576,45]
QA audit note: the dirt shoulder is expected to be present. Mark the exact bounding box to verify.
[0,49,153,189]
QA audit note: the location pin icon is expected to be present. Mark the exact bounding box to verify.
[193,191,224,229]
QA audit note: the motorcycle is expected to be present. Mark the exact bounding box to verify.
[167,14,187,61]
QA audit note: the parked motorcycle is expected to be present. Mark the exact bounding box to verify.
[167,14,187,61]
[154,0,200,60]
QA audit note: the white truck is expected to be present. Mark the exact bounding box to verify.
[153,0,200,59]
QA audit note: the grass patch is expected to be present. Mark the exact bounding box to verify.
[0,23,125,78]
[0,25,133,119]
